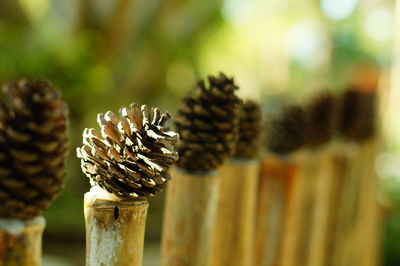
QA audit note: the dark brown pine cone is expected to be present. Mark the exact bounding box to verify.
[357,92,376,140]
[266,105,308,155]
[0,79,69,221]
[77,104,179,200]
[339,89,376,141]
[234,100,263,159]
[305,92,336,148]
[175,73,240,172]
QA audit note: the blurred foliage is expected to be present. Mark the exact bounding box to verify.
[0,0,399,264]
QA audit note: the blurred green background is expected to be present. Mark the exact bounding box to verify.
[0,0,399,265]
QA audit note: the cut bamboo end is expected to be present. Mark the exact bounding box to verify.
[0,216,45,266]
[84,187,148,266]
[210,159,260,266]
[160,168,219,266]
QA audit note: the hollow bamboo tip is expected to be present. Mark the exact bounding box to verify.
[84,186,148,266]
[84,186,148,209]
[0,216,45,266]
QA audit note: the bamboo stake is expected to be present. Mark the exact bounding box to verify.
[353,139,381,266]
[255,155,296,266]
[160,168,219,266]
[323,143,358,266]
[210,159,260,266]
[278,151,312,266]
[334,146,361,266]
[306,148,335,266]
[84,187,148,266]
[0,217,45,266]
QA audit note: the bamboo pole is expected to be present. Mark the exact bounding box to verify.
[353,139,381,266]
[255,155,296,266]
[84,187,148,266]
[0,216,45,266]
[324,143,358,266]
[306,147,336,266]
[210,159,260,266]
[278,151,312,266]
[160,168,219,266]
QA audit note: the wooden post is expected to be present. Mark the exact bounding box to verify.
[0,217,45,266]
[84,187,148,266]
[255,155,296,266]
[210,159,260,266]
[160,168,219,266]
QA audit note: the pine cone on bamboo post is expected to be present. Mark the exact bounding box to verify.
[161,73,241,266]
[79,104,179,265]
[175,72,241,172]
[234,100,263,159]
[0,79,69,221]
[77,104,179,200]
[211,99,263,266]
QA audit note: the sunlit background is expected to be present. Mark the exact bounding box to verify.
[1,0,399,265]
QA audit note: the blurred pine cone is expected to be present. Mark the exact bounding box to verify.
[339,89,376,141]
[234,100,263,159]
[175,73,240,172]
[77,104,179,199]
[266,105,308,154]
[0,79,69,220]
[305,93,336,148]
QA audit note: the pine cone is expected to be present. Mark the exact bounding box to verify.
[357,92,376,140]
[77,104,179,200]
[234,100,263,159]
[305,93,336,148]
[266,105,308,154]
[0,79,69,220]
[339,89,376,141]
[175,73,240,172]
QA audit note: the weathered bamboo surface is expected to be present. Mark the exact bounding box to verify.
[210,159,260,266]
[84,188,148,266]
[255,155,296,266]
[0,216,45,266]
[161,169,219,266]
